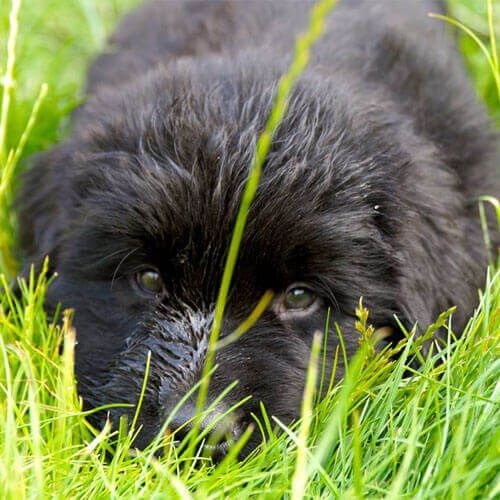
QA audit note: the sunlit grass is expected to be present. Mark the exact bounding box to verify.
[0,0,499,497]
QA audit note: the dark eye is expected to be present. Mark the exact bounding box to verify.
[135,269,164,295]
[284,285,317,310]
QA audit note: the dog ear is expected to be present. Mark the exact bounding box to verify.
[16,144,73,273]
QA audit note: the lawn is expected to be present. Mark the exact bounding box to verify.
[0,0,499,498]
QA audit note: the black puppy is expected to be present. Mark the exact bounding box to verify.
[17,0,499,457]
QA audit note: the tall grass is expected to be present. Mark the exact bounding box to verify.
[0,0,499,498]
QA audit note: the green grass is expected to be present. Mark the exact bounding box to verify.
[1,0,500,498]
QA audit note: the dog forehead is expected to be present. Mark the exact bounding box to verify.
[73,150,351,286]
[89,151,334,242]
[73,62,405,272]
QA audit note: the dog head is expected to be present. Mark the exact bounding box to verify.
[18,57,470,457]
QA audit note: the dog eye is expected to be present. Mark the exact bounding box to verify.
[135,269,164,295]
[284,285,317,310]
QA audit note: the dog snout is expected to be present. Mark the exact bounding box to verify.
[162,398,242,460]
[151,313,212,382]
[154,313,243,458]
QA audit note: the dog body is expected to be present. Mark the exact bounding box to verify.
[18,0,499,454]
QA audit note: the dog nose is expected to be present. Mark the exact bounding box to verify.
[165,400,241,460]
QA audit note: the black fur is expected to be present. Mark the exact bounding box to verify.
[17,0,499,457]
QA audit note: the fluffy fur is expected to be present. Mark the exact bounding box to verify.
[17,0,499,457]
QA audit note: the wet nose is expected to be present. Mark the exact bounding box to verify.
[164,400,241,460]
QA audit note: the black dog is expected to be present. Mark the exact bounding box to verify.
[17,0,499,457]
